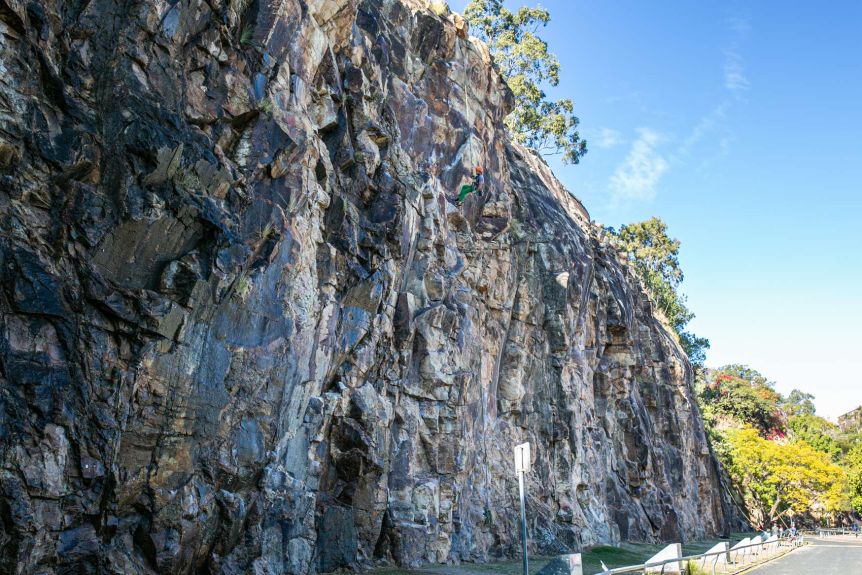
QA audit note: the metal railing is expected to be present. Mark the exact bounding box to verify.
[594,536,804,575]
[814,527,860,538]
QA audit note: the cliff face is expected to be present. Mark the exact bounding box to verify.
[0,0,732,573]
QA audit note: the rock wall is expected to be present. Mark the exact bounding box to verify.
[0,0,733,573]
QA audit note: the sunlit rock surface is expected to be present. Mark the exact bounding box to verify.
[0,0,735,573]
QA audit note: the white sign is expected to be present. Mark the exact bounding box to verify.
[566,553,583,575]
[514,442,531,473]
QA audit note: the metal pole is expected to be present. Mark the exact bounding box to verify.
[518,469,528,575]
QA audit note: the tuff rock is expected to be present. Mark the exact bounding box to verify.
[0,0,735,573]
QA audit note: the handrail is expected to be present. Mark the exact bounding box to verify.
[815,527,858,535]
[595,536,799,575]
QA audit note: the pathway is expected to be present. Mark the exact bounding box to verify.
[747,537,862,575]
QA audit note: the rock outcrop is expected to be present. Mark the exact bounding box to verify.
[0,0,733,573]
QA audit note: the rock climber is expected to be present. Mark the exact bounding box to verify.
[472,166,484,194]
[457,166,484,204]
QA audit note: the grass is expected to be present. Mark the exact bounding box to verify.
[256,221,274,243]
[175,168,202,192]
[240,25,255,46]
[682,561,712,575]
[234,270,250,301]
[369,534,757,575]
[582,543,668,574]
[258,97,273,114]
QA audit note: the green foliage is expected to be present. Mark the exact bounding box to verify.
[697,363,862,522]
[788,414,841,461]
[679,331,710,367]
[719,426,846,528]
[256,221,275,244]
[240,26,255,46]
[175,167,202,193]
[608,217,709,365]
[782,389,817,417]
[698,365,784,436]
[258,97,273,114]
[847,444,862,513]
[684,561,710,575]
[464,0,587,163]
[234,270,250,301]
[716,364,772,387]
[507,217,526,239]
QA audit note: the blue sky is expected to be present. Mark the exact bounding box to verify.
[452,1,862,420]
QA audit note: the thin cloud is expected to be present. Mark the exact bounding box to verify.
[676,14,750,162]
[677,102,729,158]
[727,16,751,35]
[604,13,750,205]
[723,48,750,95]
[609,128,668,203]
[593,127,625,149]
[723,15,751,97]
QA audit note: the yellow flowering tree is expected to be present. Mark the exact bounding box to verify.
[847,444,862,513]
[720,427,846,528]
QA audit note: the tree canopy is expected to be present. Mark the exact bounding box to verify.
[720,427,846,529]
[464,0,587,163]
[781,389,817,417]
[696,363,862,524]
[698,365,784,437]
[847,445,862,513]
[787,414,841,461]
[609,217,709,365]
